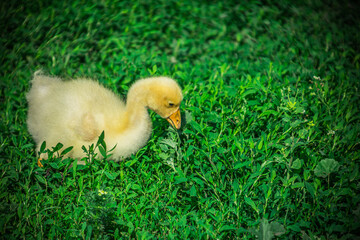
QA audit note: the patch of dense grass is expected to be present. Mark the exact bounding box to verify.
[1,0,359,239]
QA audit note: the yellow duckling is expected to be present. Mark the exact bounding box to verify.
[27,72,183,163]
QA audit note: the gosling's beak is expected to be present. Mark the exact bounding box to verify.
[167,108,181,129]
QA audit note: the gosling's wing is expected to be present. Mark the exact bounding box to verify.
[75,112,99,142]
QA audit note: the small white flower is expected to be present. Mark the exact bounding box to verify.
[327,130,335,135]
[98,190,107,196]
[170,56,177,63]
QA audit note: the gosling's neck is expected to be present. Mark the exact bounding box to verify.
[125,78,152,125]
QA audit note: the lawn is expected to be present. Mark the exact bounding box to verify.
[1,0,359,239]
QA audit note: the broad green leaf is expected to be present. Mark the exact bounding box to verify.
[241,89,257,98]
[127,222,134,233]
[258,138,263,150]
[174,177,188,184]
[53,143,63,152]
[61,146,73,156]
[350,164,359,182]
[72,159,78,178]
[105,171,116,180]
[49,162,59,169]
[185,110,193,124]
[298,129,308,139]
[232,180,239,192]
[295,106,305,114]
[125,158,137,167]
[192,177,204,187]
[290,120,302,128]
[314,159,339,178]
[191,121,202,133]
[291,159,302,169]
[244,196,258,214]
[220,225,237,232]
[78,176,83,190]
[305,182,316,198]
[96,131,105,147]
[35,175,47,185]
[287,224,301,232]
[217,147,226,154]
[99,145,107,158]
[176,215,187,227]
[253,219,285,240]
[257,219,273,240]
[82,145,88,154]
[190,185,197,197]
[40,141,47,153]
[259,110,278,118]
[234,161,251,169]
[159,152,169,160]
[81,222,87,232]
[270,221,286,236]
[291,182,304,189]
[160,138,177,148]
[86,225,92,240]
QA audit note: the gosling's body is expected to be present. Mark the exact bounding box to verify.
[27,73,183,161]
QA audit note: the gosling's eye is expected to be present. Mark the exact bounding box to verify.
[168,102,174,107]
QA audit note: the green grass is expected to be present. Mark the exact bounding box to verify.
[1,0,360,239]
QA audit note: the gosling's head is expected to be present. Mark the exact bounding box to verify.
[146,77,183,129]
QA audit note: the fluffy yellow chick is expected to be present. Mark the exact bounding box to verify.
[27,72,183,163]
